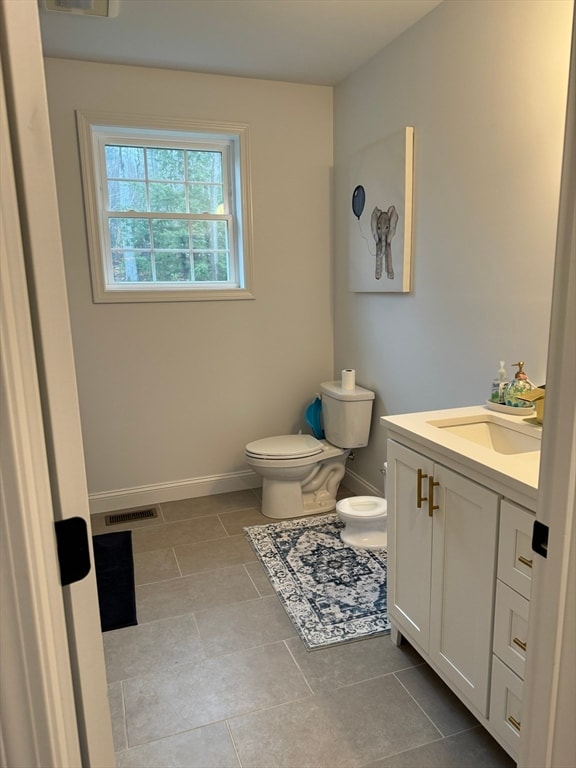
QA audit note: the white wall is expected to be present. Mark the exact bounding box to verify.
[334,0,573,492]
[44,60,334,509]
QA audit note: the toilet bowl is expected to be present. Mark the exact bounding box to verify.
[336,496,387,550]
[245,381,376,519]
[245,434,348,518]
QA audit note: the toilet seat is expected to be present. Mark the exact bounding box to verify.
[337,496,387,518]
[245,434,324,460]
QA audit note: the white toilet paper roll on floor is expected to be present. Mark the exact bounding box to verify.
[341,369,355,390]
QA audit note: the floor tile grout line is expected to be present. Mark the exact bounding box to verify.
[122,691,317,753]
[134,560,258,590]
[356,732,449,768]
[157,504,168,524]
[224,690,317,729]
[208,633,302,665]
[392,670,446,738]
[112,638,302,686]
[225,719,244,768]
[113,671,485,763]
[445,723,485,738]
[283,639,316,696]
[103,609,203,633]
[129,592,272,632]
[115,717,241,759]
[133,530,252,558]
[242,562,265,596]
[310,664,424,695]
[172,545,183,578]
[154,507,261,525]
[119,679,128,754]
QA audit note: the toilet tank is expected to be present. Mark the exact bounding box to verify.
[319,381,375,448]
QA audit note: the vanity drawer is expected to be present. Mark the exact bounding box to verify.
[490,655,523,760]
[498,500,534,599]
[493,580,529,679]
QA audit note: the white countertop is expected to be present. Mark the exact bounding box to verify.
[381,405,542,508]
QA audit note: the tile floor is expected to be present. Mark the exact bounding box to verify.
[91,489,516,768]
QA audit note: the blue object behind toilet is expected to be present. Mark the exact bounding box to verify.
[305,397,325,439]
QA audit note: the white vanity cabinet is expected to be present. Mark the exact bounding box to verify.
[387,439,499,717]
[382,406,541,762]
[489,499,534,759]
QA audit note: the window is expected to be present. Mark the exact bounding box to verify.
[76,112,254,302]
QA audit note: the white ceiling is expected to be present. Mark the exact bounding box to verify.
[38,0,442,86]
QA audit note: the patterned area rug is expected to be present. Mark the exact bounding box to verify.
[244,513,390,650]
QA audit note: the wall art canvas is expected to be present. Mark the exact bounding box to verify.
[348,127,414,293]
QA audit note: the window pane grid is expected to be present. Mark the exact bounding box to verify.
[105,144,226,216]
[109,212,231,284]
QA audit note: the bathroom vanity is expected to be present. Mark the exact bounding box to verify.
[381,406,541,761]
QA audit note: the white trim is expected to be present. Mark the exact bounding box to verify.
[0,48,81,767]
[88,470,262,514]
[518,11,576,766]
[1,3,116,764]
[344,466,383,498]
[87,466,384,516]
[76,110,255,303]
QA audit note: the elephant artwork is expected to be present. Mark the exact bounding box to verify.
[370,205,398,280]
[348,127,413,293]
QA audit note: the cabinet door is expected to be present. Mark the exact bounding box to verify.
[387,440,434,652]
[497,500,534,600]
[489,656,523,760]
[430,464,499,716]
[493,580,529,679]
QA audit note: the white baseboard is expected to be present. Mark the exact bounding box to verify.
[88,470,262,515]
[343,467,383,497]
[88,467,380,515]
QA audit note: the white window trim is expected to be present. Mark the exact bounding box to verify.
[76,111,255,302]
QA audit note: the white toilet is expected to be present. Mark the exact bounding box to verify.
[245,381,375,519]
[336,461,388,550]
[336,495,387,550]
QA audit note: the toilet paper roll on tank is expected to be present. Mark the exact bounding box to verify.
[341,368,356,390]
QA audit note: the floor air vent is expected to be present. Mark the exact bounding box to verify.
[105,507,158,526]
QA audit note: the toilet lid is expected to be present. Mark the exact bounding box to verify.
[246,434,324,459]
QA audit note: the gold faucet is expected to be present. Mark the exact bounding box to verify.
[518,386,546,423]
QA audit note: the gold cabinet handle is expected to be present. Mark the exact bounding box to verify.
[428,476,440,517]
[518,555,533,568]
[507,715,521,732]
[512,636,527,652]
[417,468,428,508]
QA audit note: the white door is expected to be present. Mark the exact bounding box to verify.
[429,464,499,717]
[0,2,115,766]
[518,10,576,766]
[387,440,434,651]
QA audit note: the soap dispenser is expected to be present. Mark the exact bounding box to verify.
[490,361,508,404]
[504,361,535,407]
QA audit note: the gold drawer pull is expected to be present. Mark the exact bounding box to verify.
[507,715,521,732]
[417,468,428,508]
[518,555,533,568]
[428,476,440,518]
[512,636,527,652]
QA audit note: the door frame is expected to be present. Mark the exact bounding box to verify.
[0,1,115,765]
[0,54,82,768]
[519,10,576,767]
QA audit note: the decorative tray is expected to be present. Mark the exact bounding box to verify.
[485,401,535,415]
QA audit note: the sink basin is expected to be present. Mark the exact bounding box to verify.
[427,416,541,455]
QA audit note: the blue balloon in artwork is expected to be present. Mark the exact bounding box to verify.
[352,185,365,219]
